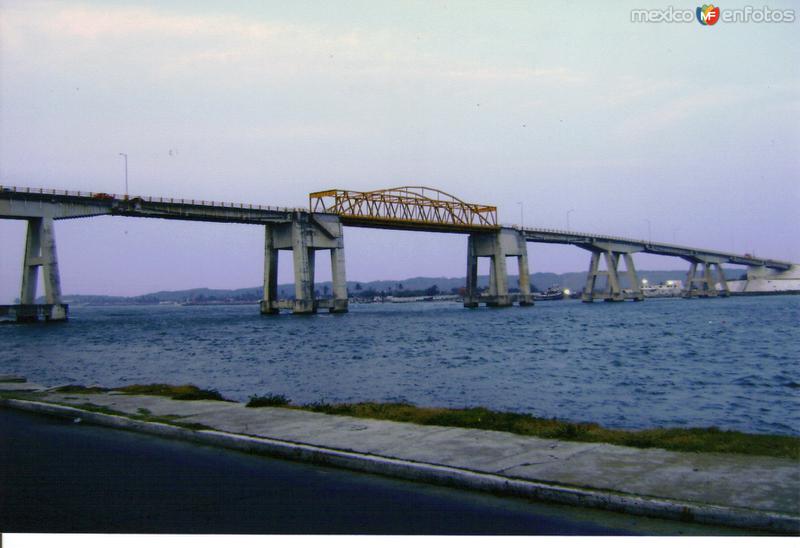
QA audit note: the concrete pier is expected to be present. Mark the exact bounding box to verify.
[465,228,532,308]
[260,224,280,314]
[0,304,70,322]
[682,259,729,298]
[17,217,67,321]
[3,186,796,318]
[260,214,348,315]
[726,264,800,294]
[580,245,643,303]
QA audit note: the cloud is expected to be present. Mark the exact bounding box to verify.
[609,82,800,140]
[1,2,584,88]
[442,66,585,85]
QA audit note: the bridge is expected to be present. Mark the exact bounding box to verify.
[309,187,498,232]
[1,184,795,320]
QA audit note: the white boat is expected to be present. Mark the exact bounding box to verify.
[640,279,683,298]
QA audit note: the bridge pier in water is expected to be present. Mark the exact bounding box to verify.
[682,259,729,298]
[581,245,643,303]
[261,214,348,315]
[465,228,532,308]
[3,185,795,319]
[18,217,67,321]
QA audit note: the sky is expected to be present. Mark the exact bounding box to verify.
[1,0,798,299]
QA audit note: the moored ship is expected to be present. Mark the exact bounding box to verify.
[533,285,567,301]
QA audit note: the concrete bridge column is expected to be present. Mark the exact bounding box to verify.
[20,217,66,321]
[715,264,731,297]
[464,228,528,308]
[330,246,348,313]
[682,260,728,298]
[581,248,642,303]
[464,236,479,308]
[516,232,533,306]
[260,225,279,314]
[291,221,317,314]
[582,250,623,302]
[260,215,348,315]
[621,253,644,301]
[682,261,714,298]
[488,231,510,307]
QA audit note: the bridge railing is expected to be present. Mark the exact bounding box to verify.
[0,185,306,213]
[514,224,789,267]
[310,187,498,229]
[512,225,624,243]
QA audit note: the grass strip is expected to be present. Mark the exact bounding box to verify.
[54,383,230,402]
[53,385,107,394]
[12,384,796,460]
[246,393,291,407]
[73,403,210,430]
[248,398,799,461]
[113,384,230,401]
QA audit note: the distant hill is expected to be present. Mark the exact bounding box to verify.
[50,268,744,304]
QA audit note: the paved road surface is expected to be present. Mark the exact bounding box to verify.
[0,408,744,535]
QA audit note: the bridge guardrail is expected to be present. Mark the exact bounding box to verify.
[2,185,791,268]
[0,185,307,214]
[510,224,790,268]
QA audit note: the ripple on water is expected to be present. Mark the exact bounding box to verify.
[1,298,799,435]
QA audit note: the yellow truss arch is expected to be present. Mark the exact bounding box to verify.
[309,187,498,230]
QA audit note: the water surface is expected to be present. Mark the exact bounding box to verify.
[2,296,798,435]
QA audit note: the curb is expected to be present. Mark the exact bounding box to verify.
[3,398,798,534]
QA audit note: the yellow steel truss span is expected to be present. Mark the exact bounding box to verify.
[309,187,498,229]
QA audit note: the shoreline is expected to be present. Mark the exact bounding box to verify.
[1,380,798,533]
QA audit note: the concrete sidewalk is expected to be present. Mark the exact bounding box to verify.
[1,383,798,533]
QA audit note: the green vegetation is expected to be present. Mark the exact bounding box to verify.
[74,402,129,417]
[0,376,27,383]
[4,383,796,459]
[53,383,229,401]
[112,384,229,401]
[54,385,107,394]
[274,401,799,460]
[246,393,291,407]
[0,390,44,401]
[72,403,210,430]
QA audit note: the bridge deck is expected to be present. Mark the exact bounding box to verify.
[0,186,302,224]
[311,187,498,233]
[520,227,792,270]
[1,185,793,269]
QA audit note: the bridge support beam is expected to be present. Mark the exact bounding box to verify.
[682,260,729,298]
[517,246,533,306]
[465,228,531,308]
[581,248,643,303]
[260,225,280,314]
[260,214,348,315]
[291,222,317,314]
[329,246,348,313]
[19,217,67,321]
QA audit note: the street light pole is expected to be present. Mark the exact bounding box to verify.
[566,209,574,231]
[118,153,128,196]
[645,219,652,242]
[516,201,524,228]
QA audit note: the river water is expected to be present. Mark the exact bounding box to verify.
[1,296,798,436]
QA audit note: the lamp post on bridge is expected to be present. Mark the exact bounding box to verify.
[118,152,128,196]
[566,209,574,231]
[645,219,651,242]
[516,201,524,228]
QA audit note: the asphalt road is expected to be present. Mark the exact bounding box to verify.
[0,408,743,535]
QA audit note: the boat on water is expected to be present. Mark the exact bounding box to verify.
[533,285,567,301]
[639,279,683,298]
